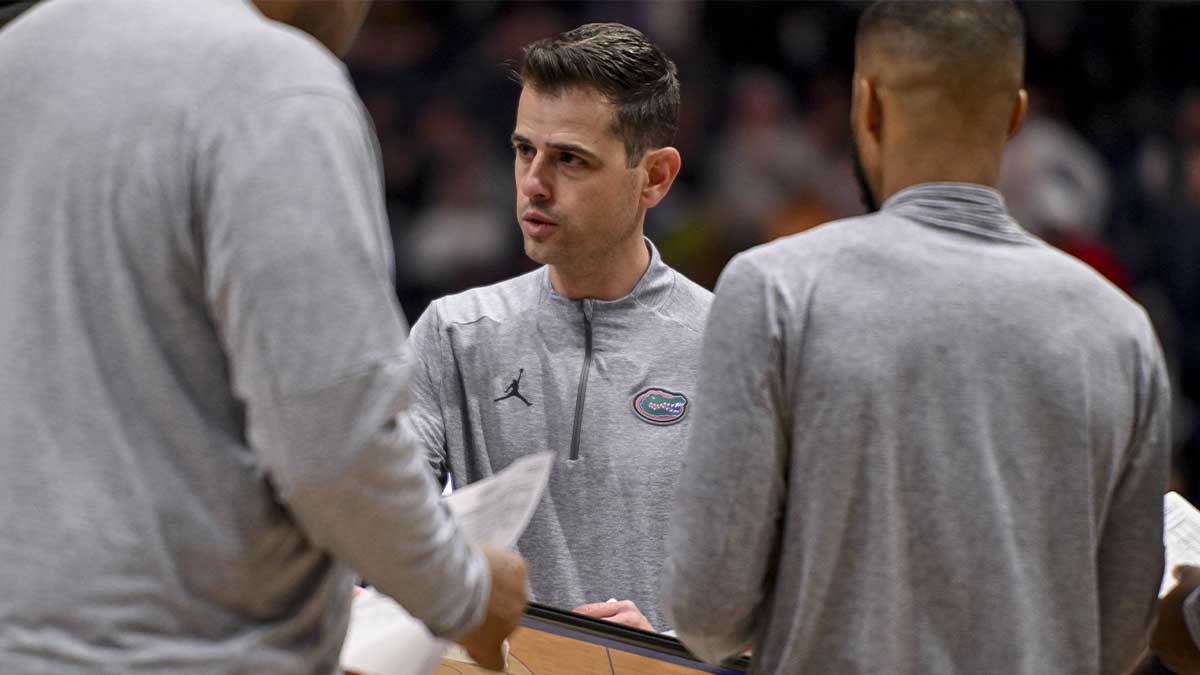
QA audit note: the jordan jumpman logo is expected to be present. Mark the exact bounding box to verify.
[494,368,532,406]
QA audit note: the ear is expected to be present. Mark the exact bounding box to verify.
[1007,88,1029,139]
[639,146,682,209]
[854,75,883,149]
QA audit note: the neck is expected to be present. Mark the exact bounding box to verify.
[549,237,650,301]
[879,143,1003,204]
[876,109,1007,204]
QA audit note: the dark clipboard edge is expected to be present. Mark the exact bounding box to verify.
[522,602,751,673]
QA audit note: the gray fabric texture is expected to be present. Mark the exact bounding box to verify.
[664,182,1170,674]
[0,0,487,672]
[408,240,711,629]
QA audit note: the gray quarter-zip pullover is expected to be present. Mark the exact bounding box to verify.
[665,183,1169,674]
[409,240,712,629]
[0,1,487,671]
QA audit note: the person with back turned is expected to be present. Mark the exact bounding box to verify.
[0,1,525,672]
[663,2,1170,673]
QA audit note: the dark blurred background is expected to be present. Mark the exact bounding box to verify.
[343,1,1200,501]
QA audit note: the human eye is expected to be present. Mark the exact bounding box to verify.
[559,152,586,168]
[512,142,535,160]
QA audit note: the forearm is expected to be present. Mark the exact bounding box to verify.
[663,435,779,661]
[663,514,761,662]
[285,418,489,639]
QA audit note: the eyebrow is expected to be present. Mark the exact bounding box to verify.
[510,133,601,163]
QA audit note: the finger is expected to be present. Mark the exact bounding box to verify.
[604,610,655,631]
[582,599,637,613]
[1174,564,1200,581]
[574,600,619,611]
[467,645,505,671]
[573,601,621,617]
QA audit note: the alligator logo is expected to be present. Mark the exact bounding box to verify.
[633,388,688,426]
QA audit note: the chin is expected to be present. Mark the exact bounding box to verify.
[523,238,554,265]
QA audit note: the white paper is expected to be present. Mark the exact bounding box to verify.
[1161,491,1200,598]
[340,452,554,675]
[443,451,554,548]
[340,589,443,675]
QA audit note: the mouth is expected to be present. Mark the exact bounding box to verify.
[520,211,559,239]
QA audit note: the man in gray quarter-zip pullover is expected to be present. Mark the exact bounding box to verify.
[0,1,526,672]
[407,23,711,633]
[665,3,1169,674]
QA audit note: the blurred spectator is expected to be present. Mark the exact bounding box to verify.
[1141,92,1200,498]
[707,68,828,246]
[399,100,513,289]
[1000,90,1131,291]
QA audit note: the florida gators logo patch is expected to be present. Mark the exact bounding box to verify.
[633,388,688,426]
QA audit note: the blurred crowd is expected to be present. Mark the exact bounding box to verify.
[344,1,1200,500]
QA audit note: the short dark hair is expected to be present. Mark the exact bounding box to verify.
[857,1,1025,90]
[517,22,680,166]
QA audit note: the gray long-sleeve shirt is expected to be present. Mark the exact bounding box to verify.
[408,240,712,629]
[0,1,486,672]
[665,183,1170,674]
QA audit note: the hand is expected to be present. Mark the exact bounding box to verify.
[1151,565,1200,674]
[573,599,655,632]
[456,546,528,671]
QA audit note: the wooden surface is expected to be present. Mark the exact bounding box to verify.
[434,624,716,675]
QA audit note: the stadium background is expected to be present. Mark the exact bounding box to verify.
[342,1,1200,501]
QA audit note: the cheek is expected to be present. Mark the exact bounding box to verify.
[560,174,639,229]
[598,180,641,234]
[513,161,526,193]
[593,181,635,220]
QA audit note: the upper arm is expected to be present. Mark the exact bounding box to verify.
[664,254,791,662]
[195,88,490,636]
[1097,331,1171,673]
[198,88,408,492]
[406,303,452,483]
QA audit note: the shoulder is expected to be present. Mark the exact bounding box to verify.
[712,213,891,302]
[654,268,713,333]
[422,268,546,329]
[223,19,352,100]
[736,212,886,272]
[12,1,352,99]
[145,1,359,118]
[1015,239,1156,343]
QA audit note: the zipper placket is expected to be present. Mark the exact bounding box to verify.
[568,300,594,460]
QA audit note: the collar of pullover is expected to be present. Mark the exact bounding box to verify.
[881,182,1029,243]
[540,238,675,318]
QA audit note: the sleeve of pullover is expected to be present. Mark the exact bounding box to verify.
[197,88,488,639]
[663,253,789,663]
[406,301,453,485]
[1097,326,1171,674]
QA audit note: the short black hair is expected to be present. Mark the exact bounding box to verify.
[857,1,1024,89]
[517,22,680,166]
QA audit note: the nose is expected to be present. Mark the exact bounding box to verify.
[518,154,551,203]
